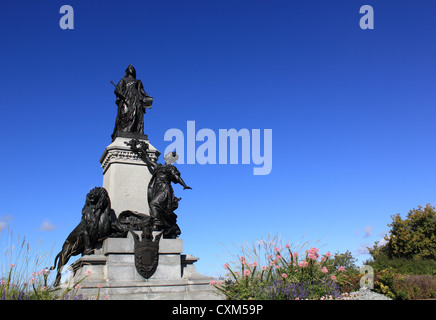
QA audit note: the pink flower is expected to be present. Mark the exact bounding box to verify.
[338,266,346,272]
[274,247,280,252]
[281,273,287,278]
[285,244,290,249]
[306,247,319,256]
[9,264,15,268]
[210,280,216,285]
[293,252,299,258]
[243,270,250,277]
[321,267,328,273]
[331,275,337,281]
[268,254,273,260]
[252,261,259,267]
[224,263,230,269]
[321,256,326,262]
[325,252,332,258]
[308,253,317,260]
[261,266,268,271]
[97,283,103,288]
[85,270,92,276]
[41,286,47,291]
[298,261,308,268]
[275,265,281,270]
[74,284,82,290]
[239,256,246,262]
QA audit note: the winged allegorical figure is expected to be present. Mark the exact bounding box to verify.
[125,139,192,239]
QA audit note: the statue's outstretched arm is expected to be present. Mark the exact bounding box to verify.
[138,81,153,108]
[175,174,192,190]
[138,81,150,97]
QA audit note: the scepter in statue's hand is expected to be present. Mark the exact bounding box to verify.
[111,80,126,99]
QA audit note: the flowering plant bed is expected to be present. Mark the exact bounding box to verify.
[211,245,357,300]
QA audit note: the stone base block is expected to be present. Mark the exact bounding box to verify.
[66,233,223,300]
[100,136,160,217]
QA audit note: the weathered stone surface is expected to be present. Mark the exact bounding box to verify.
[100,137,160,217]
[67,234,223,300]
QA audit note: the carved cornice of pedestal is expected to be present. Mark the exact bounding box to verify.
[100,137,160,174]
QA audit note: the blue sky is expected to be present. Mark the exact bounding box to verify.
[1,0,435,277]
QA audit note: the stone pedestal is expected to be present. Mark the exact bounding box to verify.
[68,135,224,300]
[68,233,223,300]
[99,136,160,217]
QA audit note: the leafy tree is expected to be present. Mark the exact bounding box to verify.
[329,250,358,271]
[369,204,436,260]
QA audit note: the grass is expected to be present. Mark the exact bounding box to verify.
[0,228,104,300]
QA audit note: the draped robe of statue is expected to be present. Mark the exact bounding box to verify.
[124,139,192,239]
[112,65,153,140]
[147,163,182,238]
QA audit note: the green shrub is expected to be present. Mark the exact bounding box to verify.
[392,275,436,300]
[366,253,436,276]
[373,267,436,300]
[328,250,359,272]
[369,204,436,260]
[373,268,396,299]
[396,291,408,300]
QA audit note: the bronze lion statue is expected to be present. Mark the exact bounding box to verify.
[51,187,115,287]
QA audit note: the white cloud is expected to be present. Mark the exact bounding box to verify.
[355,243,370,256]
[378,237,388,246]
[363,226,373,238]
[0,215,13,232]
[38,219,56,232]
[377,230,388,238]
